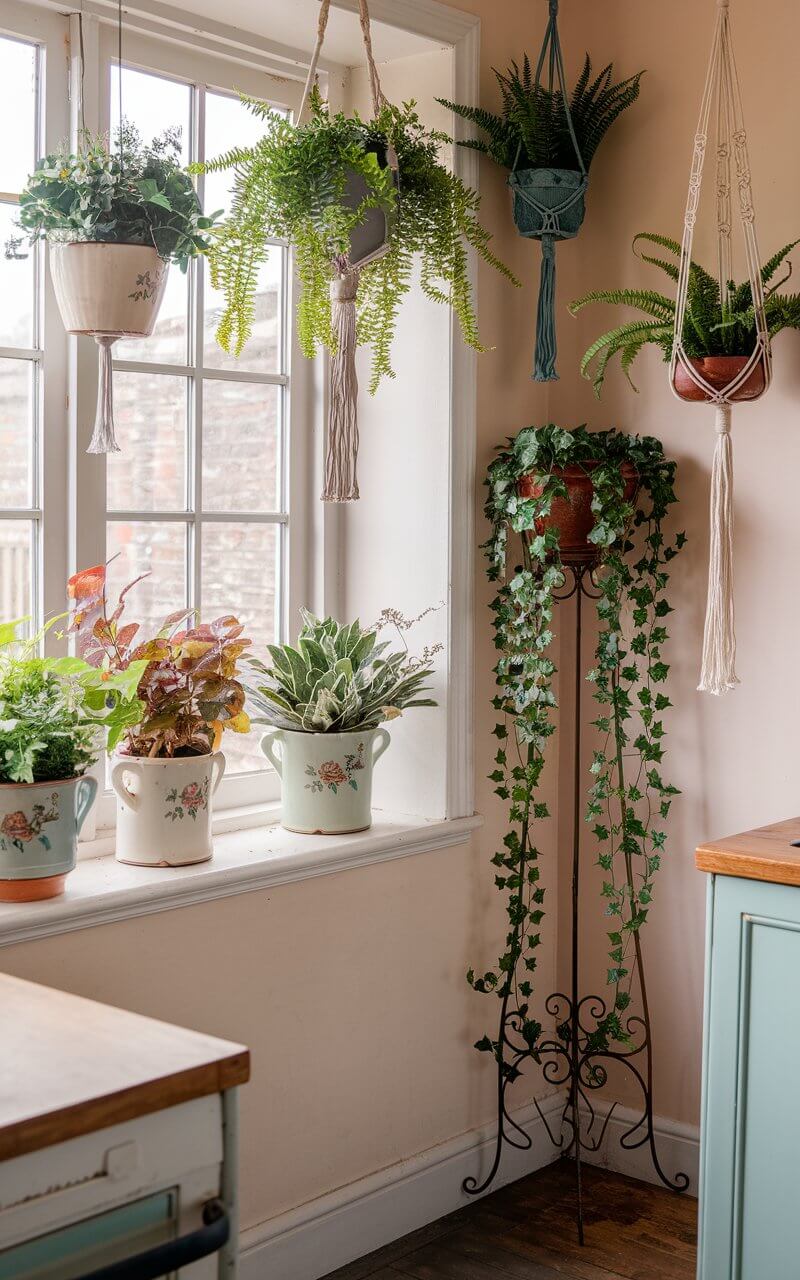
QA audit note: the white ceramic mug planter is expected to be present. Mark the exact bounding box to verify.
[262,727,390,835]
[0,775,98,902]
[111,752,225,867]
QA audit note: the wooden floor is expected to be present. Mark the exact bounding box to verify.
[322,1161,697,1280]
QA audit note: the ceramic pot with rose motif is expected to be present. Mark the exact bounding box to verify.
[111,752,225,867]
[261,727,391,835]
[0,774,98,902]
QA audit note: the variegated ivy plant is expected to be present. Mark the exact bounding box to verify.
[245,610,437,734]
[472,424,684,1078]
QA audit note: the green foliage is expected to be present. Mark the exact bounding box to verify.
[194,90,517,392]
[246,610,437,734]
[66,564,251,759]
[0,618,145,784]
[15,124,220,271]
[474,425,683,1077]
[438,54,643,173]
[570,232,800,396]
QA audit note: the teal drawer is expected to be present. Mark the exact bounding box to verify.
[0,1189,178,1280]
[699,874,800,1278]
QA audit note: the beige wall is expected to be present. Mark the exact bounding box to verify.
[4,0,795,1233]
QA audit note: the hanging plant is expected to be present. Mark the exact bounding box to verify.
[569,232,800,397]
[196,0,517,504]
[472,425,683,1079]
[438,6,643,381]
[14,124,220,453]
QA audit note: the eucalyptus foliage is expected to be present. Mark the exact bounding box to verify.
[438,54,643,173]
[195,90,517,392]
[570,232,800,396]
[472,425,684,1075]
[15,125,219,271]
[246,611,437,734]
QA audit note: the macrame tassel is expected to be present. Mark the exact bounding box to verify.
[87,336,121,454]
[533,234,558,381]
[322,269,360,502]
[698,404,739,695]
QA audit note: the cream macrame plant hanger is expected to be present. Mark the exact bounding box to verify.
[298,0,393,503]
[671,0,771,696]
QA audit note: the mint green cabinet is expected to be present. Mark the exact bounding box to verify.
[698,873,800,1278]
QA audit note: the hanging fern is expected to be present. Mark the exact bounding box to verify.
[438,54,643,173]
[193,90,518,392]
[569,232,800,396]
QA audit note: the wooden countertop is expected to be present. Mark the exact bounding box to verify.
[696,817,800,886]
[0,974,249,1161]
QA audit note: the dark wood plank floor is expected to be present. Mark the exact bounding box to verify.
[322,1162,697,1280]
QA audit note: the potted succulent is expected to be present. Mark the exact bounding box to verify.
[247,611,437,835]
[196,90,517,501]
[569,232,800,398]
[14,124,220,452]
[0,618,145,901]
[439,53,643,380]
[67,564,250,868]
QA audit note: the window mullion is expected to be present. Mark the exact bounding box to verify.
[190,81,206,619]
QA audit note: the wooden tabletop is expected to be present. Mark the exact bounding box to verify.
[696,817,800,887]
[0,974,249,1161]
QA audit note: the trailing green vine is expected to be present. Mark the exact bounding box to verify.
[471,425,684,1081]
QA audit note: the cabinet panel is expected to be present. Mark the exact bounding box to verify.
[699,875,800,1279]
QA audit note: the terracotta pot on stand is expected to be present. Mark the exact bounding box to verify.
[517,462,639,565]
[49,241,169,453]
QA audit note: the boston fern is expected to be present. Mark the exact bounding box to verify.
[439,54,643,172]
[246,611,437,734]
[570,232,800,396]
[195,90,516,392]
[15,124,218,271]
[473,425,683,1080]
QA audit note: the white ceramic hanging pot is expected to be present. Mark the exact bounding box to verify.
[111,752,225,867]
[262,727,390,835]
[0,775,98,902]
[49,242,169,455]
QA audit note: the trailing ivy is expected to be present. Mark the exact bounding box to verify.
[472,424,684,1079]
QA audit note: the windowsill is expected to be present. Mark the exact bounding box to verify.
[0,811,484,948]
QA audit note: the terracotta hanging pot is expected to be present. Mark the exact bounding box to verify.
[49,242,169,454]
[671,354,766,404]
[518,462,639,565]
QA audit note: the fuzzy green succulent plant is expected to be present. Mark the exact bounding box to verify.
[246,611,437,734]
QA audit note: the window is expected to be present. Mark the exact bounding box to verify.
[0,33,41,627]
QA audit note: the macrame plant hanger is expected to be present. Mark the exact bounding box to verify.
[671,0,771,695]
[508,0,587,381]
[297,0,395,502]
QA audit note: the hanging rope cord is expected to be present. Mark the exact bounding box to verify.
[672,0,770,695]
[298,0,387,122]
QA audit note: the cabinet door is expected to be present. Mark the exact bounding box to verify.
[699,874,800,1279]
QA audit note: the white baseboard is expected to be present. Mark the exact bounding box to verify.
[240,1092,563,1280]
[579,1099,699,1194]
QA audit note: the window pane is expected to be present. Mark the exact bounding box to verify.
[0,359,32,507]
[202,381,279,511]
[203,91,285,374]
[107,374,187,512]
[0,205,34,349]
[0,521,32,621]
[121,267,189,365]
[203,253,282,374]
[201,521,278,776]
[110,65,191,163]
[106,521,187,636]
[0,37,37,194]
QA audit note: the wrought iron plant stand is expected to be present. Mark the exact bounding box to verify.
[463,547,689,1242]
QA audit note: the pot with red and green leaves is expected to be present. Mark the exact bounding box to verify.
[67,565,251,867]
[0,617,144,900]
[247,610,438,835]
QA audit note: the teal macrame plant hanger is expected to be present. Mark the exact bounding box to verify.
[508,0,587,381]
